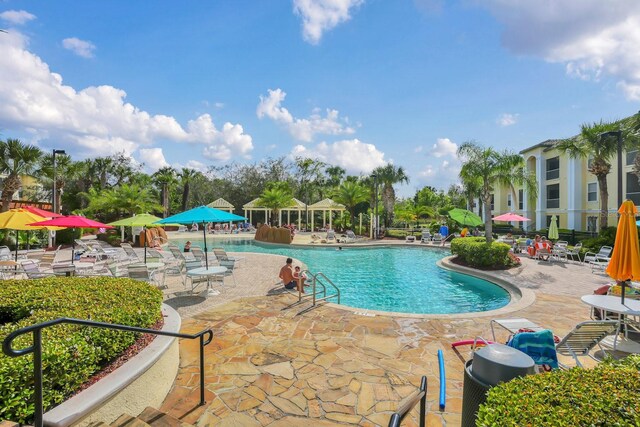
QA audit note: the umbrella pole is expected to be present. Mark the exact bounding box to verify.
[27,230,30,251]
[202,222,208,269]
[144,226,147,264]
[622,281,627,305]
[15,230,19,263]
[72,237,75,264]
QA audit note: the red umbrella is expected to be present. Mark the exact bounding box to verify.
[493,212,531,222]
[29,216,114,263]
[22,206,64,218]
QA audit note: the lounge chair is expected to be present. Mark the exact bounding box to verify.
[343,230,360,243]
[420,231,432,243]
[177,225,188,232]
[213,248,244,266]
[120,243,140,261]
[127,264,158,285]
[0,245,11,261]
[326,230,336,242]
[190,246,205,262]
[431,233,442,244]
[310,233,322,243]
[534,244,552,261]
[489,317,619,369]
[566,242,583,263]
[405,235,416,243]
[583,246,612,264]
[21,260,55,279]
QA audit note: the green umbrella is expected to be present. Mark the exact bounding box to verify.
[108,214,175,263]
[548,215,559,240]
[448,208,483,227]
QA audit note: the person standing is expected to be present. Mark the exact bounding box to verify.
[279,257,296,290]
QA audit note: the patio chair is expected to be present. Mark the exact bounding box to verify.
[183,259,216,293]
[213,248,244,265]
[106,259,129,278]
[177,225,188,232]
[420,231,432,243]
[0,245,11,261]
[326,229,336,242]
[431,233,442,244]
[583,246,612,264]
[120,243,140,261]
[127,264,157,284]
[534,244,552,261]
[343,230,359,243]
[405,234,416,243]
[21,260,55,279]
[566,242,583,263]
[190,246,205,262]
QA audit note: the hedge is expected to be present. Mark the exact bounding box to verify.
[450,237,516,269]
[477,355,640,426]
[0,277,163,423]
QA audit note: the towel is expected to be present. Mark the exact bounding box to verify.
[507,329,558,369]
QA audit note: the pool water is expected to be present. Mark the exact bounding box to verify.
[172,238,510,314]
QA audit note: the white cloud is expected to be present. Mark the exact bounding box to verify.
[479,0,640,100]
[138,148,169,172]
[414,145,424,153]
[293,0,364,44]
[257,88,354,142]
[430,138,457,158]
[184,160,207,172]
[497,113,519,127]
[62,37,96,58]
[291,138,385,174]
[0,31,254,160]
[0,10,36,25]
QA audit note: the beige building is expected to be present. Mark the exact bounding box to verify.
[490,140,638,232]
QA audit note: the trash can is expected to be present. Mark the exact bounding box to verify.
[461,343,534,427]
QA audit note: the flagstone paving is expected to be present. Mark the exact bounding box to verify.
[155,250,610,426]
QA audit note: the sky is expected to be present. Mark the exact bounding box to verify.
[1,0,639,197]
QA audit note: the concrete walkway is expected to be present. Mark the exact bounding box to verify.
[152,245,616,426]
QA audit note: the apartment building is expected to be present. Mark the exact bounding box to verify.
[490,140,639,232]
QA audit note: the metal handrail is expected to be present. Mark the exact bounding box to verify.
[297,269,326,302]
[388,376,427,427]
[2,317,213,427]
[313,272,340,304]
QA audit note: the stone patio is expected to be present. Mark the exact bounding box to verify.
[151,247,613,426]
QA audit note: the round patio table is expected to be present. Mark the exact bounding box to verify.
[581,294,640,353]
[187,266,227,297]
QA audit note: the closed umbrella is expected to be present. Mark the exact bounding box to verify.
[605,200,640,305]
[448,208,483,227]
[155,206,247,269]
[29,216,114,263]
[108,213,173,263]
[493,212,531,222]
[0,209,64,262]
[548,215,559,240]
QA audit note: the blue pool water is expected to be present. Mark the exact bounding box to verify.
[173,239,510,314]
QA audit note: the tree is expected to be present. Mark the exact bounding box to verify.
[325,165,346,188]
[152,167,177,217]
[38,153,80,214]
[81,184,161,220]
[372,164,409,227]
[0,139,43,212]
[333,180,370,228]
[258,183,294,225]
[179,168,198,211]
[458,141,537,243]
[557,121,633,230]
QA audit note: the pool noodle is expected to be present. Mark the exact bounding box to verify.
[437,349,446,411]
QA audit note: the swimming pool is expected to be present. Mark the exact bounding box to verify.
[172,238,510,314]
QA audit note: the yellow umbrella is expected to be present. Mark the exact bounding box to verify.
[0,209,65,261]
[605,200,640,304]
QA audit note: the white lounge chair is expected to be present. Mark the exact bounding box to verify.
[584,246,612,264]
[405,235,416,243]
[177,225,188,232]
[566,242,583,263]
[420,231,432,243]
[326,230,336,242]
[431,233,442,244]
[0,245,11,261]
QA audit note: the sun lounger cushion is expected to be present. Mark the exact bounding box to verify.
[507,329,558,369]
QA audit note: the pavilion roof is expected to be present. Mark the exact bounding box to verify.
[207,198,234,209]
[284,198,307,209]
[308,198,346,210]
[243,198,264,209]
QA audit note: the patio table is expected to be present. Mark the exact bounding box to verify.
[187,266,227,297]
[581,294,640,352]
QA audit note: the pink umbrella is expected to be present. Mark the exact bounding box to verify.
[493,212,531,222]
[29,216,114,263]
[23,206,64,218]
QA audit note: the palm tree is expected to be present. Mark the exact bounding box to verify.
[0,139,43,212]
[325,166,346,188]
[372,164,409,227]
[458,142,537,243]
[89,157,114,189]
[81,184,161,219]
[333,180,369,228]
[557,121,633,230]
[38,153,81,214]
[179,168,198,211]
[258,184,294,225]
[152,167,176,217]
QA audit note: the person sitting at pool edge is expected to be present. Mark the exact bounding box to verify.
[293,266,308,293]
[184,241,192,252]
[279,257,297,290]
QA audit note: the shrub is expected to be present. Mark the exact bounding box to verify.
[477,355,640,426]
[0,277,163,423]
[450,237,515,269]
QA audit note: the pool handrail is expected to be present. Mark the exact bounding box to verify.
[313,271,340,305]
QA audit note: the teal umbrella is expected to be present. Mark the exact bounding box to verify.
[548,215,559,240]
[155,206,247,268]
[448,208,483,227]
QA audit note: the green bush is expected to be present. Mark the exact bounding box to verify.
[450,237,515,269]
[477,355,640,426]
[0,277,163,423]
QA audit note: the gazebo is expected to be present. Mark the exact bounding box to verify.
[280,198,307,229]
[308,198,346,231]
[243,198,269,226]
[207,198,235,226]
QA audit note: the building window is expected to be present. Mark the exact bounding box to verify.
[490,194,495,210]
[518,189,524,210]
[587,182,597,202]
[587,155,594,170]
[507,193,511,208]
[626,172,640,206]
[546,156,560,180]
[546,184,560,209]
[627,150,638,166]
[587,216,598,232]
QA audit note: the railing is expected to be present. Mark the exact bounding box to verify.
[293,270,340,308]
[313,272,340,305]
[2,317,213,427]
[388,376,427,427]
